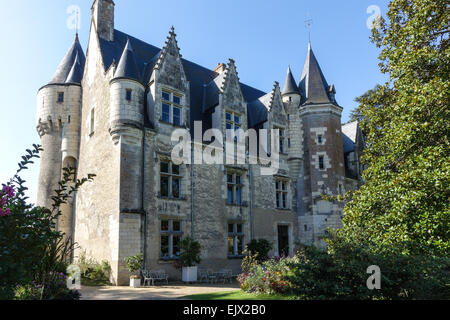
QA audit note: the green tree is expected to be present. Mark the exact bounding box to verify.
[332,0,449,256]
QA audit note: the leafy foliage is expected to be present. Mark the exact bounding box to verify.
[0,145,95,300]
[246,239,272,262]
[337,0,449,256]
[76,252,111,286]
[124,254,143,277]
[179,236,202,267]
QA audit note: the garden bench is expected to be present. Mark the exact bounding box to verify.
[142,269,169,286]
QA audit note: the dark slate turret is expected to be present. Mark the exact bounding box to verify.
[298,43,332,104]
[281,66,299,96]
[49,34,86,85]
[65,52,84,84]
[114,39,141,82]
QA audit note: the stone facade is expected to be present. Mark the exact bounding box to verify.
[36,0,364,285]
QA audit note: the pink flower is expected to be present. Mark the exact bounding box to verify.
[5,208,11,216]
[0,208,4,217]
[2,185,15,198]
[0,197,5,206]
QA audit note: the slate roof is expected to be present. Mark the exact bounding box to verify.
[49,34,86,85]
[298,43,333,105]
[342,121,359,153]
[113,39,141,81]
[281,66,299,95]
[65,53,84,84]
[98,29,267,131]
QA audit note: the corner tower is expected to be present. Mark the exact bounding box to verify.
[36,34,85,240]
[297,43,345,247]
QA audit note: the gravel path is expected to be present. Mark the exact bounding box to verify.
[79,283,240,300]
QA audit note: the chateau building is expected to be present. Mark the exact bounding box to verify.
[36,0,364,285]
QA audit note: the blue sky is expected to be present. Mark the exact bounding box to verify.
[0,0,390,204]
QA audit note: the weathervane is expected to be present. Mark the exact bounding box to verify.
[305,13,313,43]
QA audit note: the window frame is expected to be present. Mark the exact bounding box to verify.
[228,222,245,258]
[161,89,183,126]
[275,179,289,209]
[57,92,64,103]
[227,172,243,205]
[125,89,132,102]
[160,219,183,260]
[225,110,242,141]
[273,125,287,154]
[160,160,182,199]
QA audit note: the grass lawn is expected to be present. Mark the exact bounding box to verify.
[182,290,298,300]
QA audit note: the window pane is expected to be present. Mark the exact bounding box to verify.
[227,185,234,204]
[228,224,234,233]
[228,237,235,255]
[236,176,241,185]
[276,193,280,208]
[58,92,64,102]
[173,95,181,105]
[282,193,287,208]
[173,220,181,232]
[126,90,132,101]
[161,220,169,231]
[226,112,232,121]
[172,178,180,198]
[227,174,233,183]
[236,186,241,205]
[162,92,170,101]
[236,224,243,234]
[276,181,280,190]
[237,236,243,255]
[226,123,232,130]
[319,156,325,169]
[162,104,170,122]
[173,236,181,257]
[282,183,287,191]
[161,176,169,197]
[172,164,180,175]
[234,115,240,124]
[161,162,170,173]
[173,107,181,126]
[161,235,169,258]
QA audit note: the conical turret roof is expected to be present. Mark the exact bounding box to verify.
[49,34,85,85]
[281,66,299,95]
[65,52,84,84]
[114,39,141,81]
[298,43,332,104]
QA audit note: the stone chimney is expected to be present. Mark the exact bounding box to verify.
[92,0,115,42]
[214,63,227,74]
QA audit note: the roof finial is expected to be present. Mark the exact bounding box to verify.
[75,8,79,39]
[305,13,313,44]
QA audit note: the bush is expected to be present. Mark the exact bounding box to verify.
[76,252,111,286]
[179,237,201,267]
[246,239,272,262]
[0,145,95,300]
[238,243,450,300]
[124,254,143,278]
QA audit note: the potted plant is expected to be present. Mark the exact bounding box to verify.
[124,254,143,288]
[179,237,201,282]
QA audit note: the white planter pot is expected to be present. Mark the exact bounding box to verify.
[130,278,141,288]
[182,266,198,282]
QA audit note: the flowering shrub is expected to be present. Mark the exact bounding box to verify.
[14,273,80,300]
[0,145,95,300]
[238,255,295,295]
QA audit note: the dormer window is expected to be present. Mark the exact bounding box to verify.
[161,89,183,126]
[126,89,132,101]
[57,92,64,103]
[225,111,241,140]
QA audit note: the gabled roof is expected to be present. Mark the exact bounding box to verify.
[65,53,84,84]
[298,43,332,104]
[281,66,299,95]
[113,39,141,82]
[97,29,268,133]
[49,34,86,85]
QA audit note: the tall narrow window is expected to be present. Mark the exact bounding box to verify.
[126,89,132,101]
[57,92,64,103]
[160,220,183,259]
[318,135,323,144]
[89,108,95,136]
[274,126,286,153]
[161,90,183,126]
[160,160,182,198]
[319,156,325,170]
[228,223,245,257]
[275,179,289,209]
[227,173,242,205]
